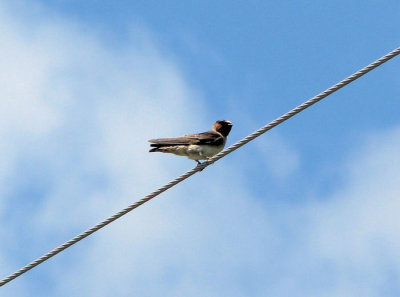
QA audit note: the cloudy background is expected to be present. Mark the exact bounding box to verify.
[1,1,400,296]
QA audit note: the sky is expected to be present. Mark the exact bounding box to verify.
[0,0,399,296]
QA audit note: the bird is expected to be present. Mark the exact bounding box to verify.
[148,120,233,164]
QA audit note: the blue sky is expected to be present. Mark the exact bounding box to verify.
[1,1,400,296]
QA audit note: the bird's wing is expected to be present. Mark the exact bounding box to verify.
[185,131,224,145]
[149,131,224,146]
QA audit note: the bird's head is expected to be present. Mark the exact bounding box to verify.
[213,120,233,137]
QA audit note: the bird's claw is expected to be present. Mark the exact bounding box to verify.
[196,160,206,171]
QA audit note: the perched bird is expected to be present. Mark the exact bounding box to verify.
[149,120,233,164]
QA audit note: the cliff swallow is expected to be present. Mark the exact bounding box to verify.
[149,120,233,164]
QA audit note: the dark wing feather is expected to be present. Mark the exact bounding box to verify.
[149,137,193,146]
[189,131,224,145]
[149,131,223,147]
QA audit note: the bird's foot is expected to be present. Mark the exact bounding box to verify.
[195,160,206,171]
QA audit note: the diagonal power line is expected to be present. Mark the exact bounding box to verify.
[1,46,399,287]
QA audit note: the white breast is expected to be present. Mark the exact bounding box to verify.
[187,144,224,160]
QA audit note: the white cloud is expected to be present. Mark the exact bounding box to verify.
[307,127,400,291]
[255,132,300,180]
[265,127,400,297]
[0,1,207,294]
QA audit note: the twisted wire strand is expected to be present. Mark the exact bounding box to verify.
[1,46,399,288]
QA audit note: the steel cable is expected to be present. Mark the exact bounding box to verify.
[1,46,399,287]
